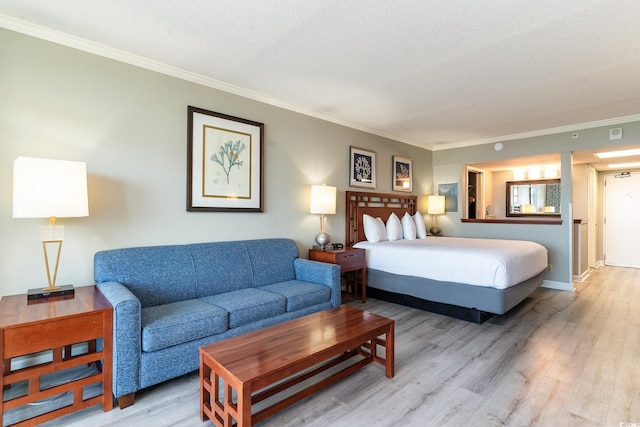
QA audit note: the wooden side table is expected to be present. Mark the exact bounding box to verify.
[0,286,113,426]
[309,248,367,302]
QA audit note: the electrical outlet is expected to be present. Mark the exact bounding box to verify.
[547,264,553,272]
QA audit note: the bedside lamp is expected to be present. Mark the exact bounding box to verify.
[310,184,336,249]
[13,156,89,299]
[427,195,445,236]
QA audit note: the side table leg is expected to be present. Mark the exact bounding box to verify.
[361,267,367,303]
[1,332,4,427]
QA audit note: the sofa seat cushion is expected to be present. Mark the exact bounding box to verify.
[199,288,286,328]
[259,280,331,312]
[141,299,228,352]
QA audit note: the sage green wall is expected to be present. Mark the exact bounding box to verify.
[433,122,640,289]
[0,29,432,297]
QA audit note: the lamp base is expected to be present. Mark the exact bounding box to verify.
[429,226,442,236]
[28,284,75,301]
[314,232,331,249]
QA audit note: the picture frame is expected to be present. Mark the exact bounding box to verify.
[438,183,459,212]
[349,146,376,189]
[392,156,412,192]
[187,106,264,212]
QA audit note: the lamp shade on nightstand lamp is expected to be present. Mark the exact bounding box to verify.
[310,184,336,249]
[13,156,89,297]
[427,195,445,236]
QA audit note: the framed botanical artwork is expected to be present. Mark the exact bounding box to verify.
[392,156,412,192]
[349,146,376,189]
[187,106,264,212]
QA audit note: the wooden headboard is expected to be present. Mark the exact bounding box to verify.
[345,191,418,248]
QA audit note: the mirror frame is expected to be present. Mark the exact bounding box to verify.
[506,179,561,217]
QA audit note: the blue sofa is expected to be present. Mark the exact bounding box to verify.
[94,238,341,409]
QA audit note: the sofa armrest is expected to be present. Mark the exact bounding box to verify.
[294,258,341,307]
[96,282,142,398]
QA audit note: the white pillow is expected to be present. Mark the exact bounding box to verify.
[401,212,416,240]
[363,214,387,242]
[413,211,427,239]
[386,212,403,241]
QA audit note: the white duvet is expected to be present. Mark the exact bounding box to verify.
[354,237,548,290]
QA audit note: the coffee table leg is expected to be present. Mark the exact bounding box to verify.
[386,321,395,378]
[237,384,252,426]
[200,357,210,422]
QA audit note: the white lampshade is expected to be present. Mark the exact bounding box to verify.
[427,195,445,215]
[13,156,89,219]
[310,185,336,215]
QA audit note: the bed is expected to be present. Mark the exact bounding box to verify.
[346,191,548,323]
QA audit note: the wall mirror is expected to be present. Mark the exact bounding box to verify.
[506,179,561,217]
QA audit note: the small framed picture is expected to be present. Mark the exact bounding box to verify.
[392,156,412,192]
[349,146,376,189]
[438,183,459,212]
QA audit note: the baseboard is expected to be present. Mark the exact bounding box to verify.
[573,268,592,283]
[542,280,575,291]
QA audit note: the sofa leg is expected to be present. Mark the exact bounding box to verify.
[118,393,136,409]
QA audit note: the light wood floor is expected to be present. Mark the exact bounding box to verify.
[42,266,639,426]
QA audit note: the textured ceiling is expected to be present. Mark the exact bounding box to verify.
[1,1,639,153]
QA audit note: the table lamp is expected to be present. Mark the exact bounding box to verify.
[13,156,89,299]
[427,195,445,236]
[310,184,336,249]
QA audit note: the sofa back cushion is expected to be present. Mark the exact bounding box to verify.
[243,238,298,286]
[94,238,300,304]
[94,245,197,308]
[190,241,253,297]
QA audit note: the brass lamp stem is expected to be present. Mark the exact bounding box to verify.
[42,215,62,291]
[42,240,63,290]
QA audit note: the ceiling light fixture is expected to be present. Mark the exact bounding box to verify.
[607,162,640,169]
[595,148,640,159]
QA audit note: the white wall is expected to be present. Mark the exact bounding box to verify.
[0,29,432,297]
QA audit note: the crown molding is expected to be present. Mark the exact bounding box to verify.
[0,14,424,149]
[429,114,640,151]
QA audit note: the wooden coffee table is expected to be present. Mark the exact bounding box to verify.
[199,305,394,426]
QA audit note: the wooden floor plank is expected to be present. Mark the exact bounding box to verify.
[36,266,640,426]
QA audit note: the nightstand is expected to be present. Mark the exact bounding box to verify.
[0,286,113,426]
[309,248,367,302]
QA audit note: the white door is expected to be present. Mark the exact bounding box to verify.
[604,172,640,267]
